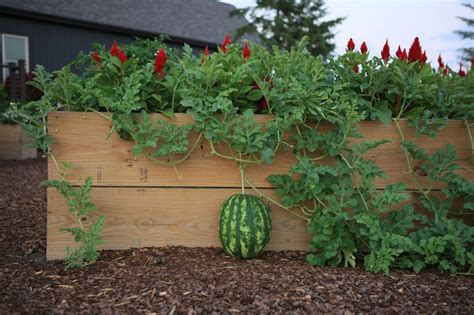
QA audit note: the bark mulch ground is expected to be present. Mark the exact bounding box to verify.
[0,159,473,314]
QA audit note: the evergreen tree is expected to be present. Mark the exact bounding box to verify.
[455,2,474,61]
[231,0,344,58]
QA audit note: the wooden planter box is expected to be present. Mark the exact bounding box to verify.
[0,124,37,160]
[46,112,473,260]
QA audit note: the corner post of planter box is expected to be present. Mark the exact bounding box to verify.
[18,59,26,103]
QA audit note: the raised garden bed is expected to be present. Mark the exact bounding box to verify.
[0,124,36,160]
[46,111,473,260]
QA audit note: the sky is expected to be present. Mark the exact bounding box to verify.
[220,0,473,69]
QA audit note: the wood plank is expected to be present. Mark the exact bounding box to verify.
[47,187,472,260]
[0,124,37,160]
[47,112,473,189]
[0,124,35,143]
[47,187,310,260]
[0,142,37,160]
[0,124,21,142]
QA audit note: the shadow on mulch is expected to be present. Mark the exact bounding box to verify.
[0,159,473,314]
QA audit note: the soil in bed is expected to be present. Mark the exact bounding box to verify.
[0,159,473,314]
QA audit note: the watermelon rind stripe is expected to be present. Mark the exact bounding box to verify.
[235,194,244,258]
[225,194,238,257]
[220,195,234,255]
[229,194,240,257]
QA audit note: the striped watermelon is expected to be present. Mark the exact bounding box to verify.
[219,194,272,259]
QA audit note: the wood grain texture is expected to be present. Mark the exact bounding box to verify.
[47,187,472,261]
[47,187,310,260]
[47,112,473,189]
[0,124,37,160]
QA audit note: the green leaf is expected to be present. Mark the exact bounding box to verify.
[247,89,264,101]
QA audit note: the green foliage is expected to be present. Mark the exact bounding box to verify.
[7,37,474,274]
[41,177,104,270]
[0,83,13,124]
[128,111,192,158]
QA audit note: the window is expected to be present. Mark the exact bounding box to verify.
[2,34,29,80]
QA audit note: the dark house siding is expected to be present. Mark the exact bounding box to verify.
[0,13,187,75]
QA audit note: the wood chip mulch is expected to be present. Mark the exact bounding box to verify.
[0,159,473,314]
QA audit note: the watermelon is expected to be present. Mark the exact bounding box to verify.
[219,194,272,259]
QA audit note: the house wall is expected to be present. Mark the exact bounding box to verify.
[0,12,184,76]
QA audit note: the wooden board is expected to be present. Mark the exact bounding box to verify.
[47,187,310,260]
[47,187,472,261]
[0,124,37,160]
[46,112,473,260]
[47,112,473,189]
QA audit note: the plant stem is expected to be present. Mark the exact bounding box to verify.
[87,108,112,121]
[465,119,474,165]
[239,159,245,195]
[244,176,310,223]
[209,139,262,164]
[143,132,203,169]
[393,118,430,199]
[310,154,328,161]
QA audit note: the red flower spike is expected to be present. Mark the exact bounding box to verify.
[118,48,127,63]
[360,42,368,54]
[381,40,390,62]
[201,46,209,64]
[110,40,119,57]
[400,49,407,61]
[92,49,101,62]
[408,37,422,63]
[347,38,355,51]
[444,65,449,75]
[220,34,231,53]
[243,41,250,62]
[437,54,444,68]
[396,45,402,59]
[459,63,466,77]
[419,50,427,65]
[154,48,167,77]
[353,64,359,73]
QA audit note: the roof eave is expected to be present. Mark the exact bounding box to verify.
[0,5,217,49]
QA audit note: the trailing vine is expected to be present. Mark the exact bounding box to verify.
[4,36,473,273]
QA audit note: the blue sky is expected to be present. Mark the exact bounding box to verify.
[220,0,473,69]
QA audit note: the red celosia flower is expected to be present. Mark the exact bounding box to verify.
[118,48,127,63]
[110,40,119,57]
[437,54,444,68]
[201,46,209,64]
[471,56,474,67]
[243,41,250,62]
[444,65,449,75]
[360,42,368,54]
[381,40,390,62]
[353,64,359,73]
[408,37,422,63]
[154,48,167,77]
[257,98,268,112]
[400,49,407,61]
[396,45,402,59]
[459,63,466,77]
[419,50,427,65]
[220,34,231,53]
[347,38,355,51]
[92,49,101,62]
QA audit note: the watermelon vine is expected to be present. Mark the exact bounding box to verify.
[4,36,474,273]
